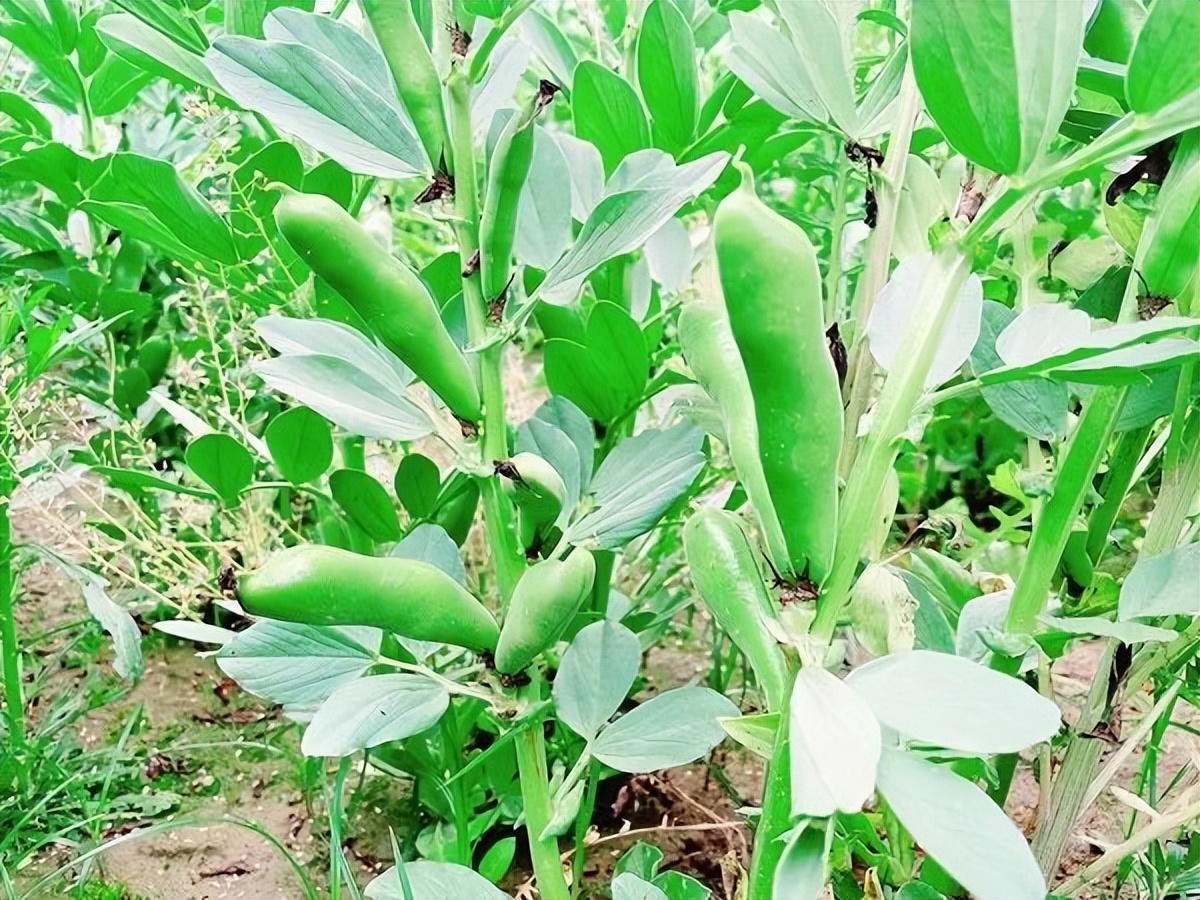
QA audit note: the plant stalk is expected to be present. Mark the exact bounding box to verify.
[839,65,921,477]
[746,678,793,899]
[446,63,567,900]
[447,67,524,601]
[1000,386,1128,638]
[514,679,570,900]
[816,247,971,640]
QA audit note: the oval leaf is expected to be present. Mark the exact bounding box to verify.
[265,407,333,484]
[593,686,738,773]
[185,433,255,504]
[845,650,1061,754]
[301,673,448,757]
[876,749,1045,900]
[789,666,881,817]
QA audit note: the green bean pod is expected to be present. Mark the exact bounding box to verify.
[714,163,842,585]
[479,102,538,303]
[238,544,498,652]
[678,249,789,574]
[360,0,447,169]
[273,188,482,422]
[495,549,596,674]
[683,508,790,711]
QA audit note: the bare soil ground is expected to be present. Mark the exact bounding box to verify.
[9,382,1196,900]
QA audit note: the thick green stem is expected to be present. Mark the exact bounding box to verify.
[1000,386,1128,637]
[746,679,793,898]
[514,680,570,900]
[816,248,971,640]
[446,64,567,900]
[963,92,1200,247]
[447,67,524,601]
[823,156,851,325]
[839,66,921,477]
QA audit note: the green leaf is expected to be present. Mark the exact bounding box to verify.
[85,153,238,265]
[1084,0,1145,65]
[718,712,778,760]
[96,14,223,98]
[1125,0,1199,113]
[217,621,381,712]
[845,650,1061,754]
[554,620,641,741]
[365,862,513,900]
[113,0,208,54]
[572,60,651,176]
[394,453,440,519]
[0,0,85,104]
[1141,130,1199,298]
[910,0,1085,175]
[0,90,51,137]
[301,674,448,757]
[264,407,333,484]
[1118,542,1200,620]
[329,469,400,543]
[565,424,705,549]
[652,871,708,900]
[876,749,1046,900]
[226,0,315,38]
[477,837,515,886]
[637,0,698,154]
[206,10,427,178]
[971,301,1069,440]
[544,301,648,423]
[91,466,218,500]
[773,821,830,900]
[540,152,727,302]
[592,686,738,772]
[185,433,256,504]
[87,55,156,116]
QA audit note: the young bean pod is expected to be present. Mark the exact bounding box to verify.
[495,549,596,674]
[479,86,555,306]
[360,0,447,169]
[274,188,482,422]
[714,163,843,585]
[683,508,790,711]
[238,544,499,652]
[678,249,789,573]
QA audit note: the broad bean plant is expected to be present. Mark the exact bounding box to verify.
[1,0,1198,898]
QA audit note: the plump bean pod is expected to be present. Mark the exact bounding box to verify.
[495,549,596,674]
[678,249,789,574]
[479,101,538,304]
[238,544,499,652]
[683,508,790,711]
[273,188,482,422]
[714,163,843,585]
[360,0,447,169]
